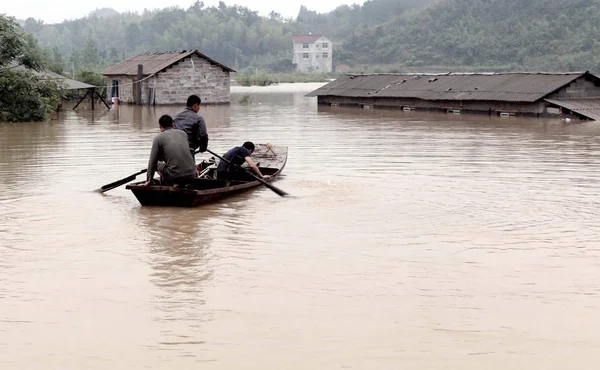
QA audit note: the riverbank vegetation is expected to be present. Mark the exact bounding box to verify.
[0,15,62,122]
[234,73,331,86]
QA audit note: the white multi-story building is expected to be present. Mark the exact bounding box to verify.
[292,34,333,73]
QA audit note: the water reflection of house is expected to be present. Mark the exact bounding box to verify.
[292,34,333,73]
[306,72,600,121]
[102,50,235,105]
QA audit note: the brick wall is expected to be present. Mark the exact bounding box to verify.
[105,54,231,105]
[105,76,136,104]
[153,55,230,105]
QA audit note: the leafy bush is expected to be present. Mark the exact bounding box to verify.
[0,15,62,122]
[234,73,331,86]
[0,69,62,122]
[75,70,107,97]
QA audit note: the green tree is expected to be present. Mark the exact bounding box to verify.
[21,0,442,74]
[23,17,43,34]
[109,47,120,62]
[75,70,107,97]
[268,11,282,22]
[0,15,61,122]
[48,46,64,74]
[125,23,141,51]
[69,48,82,76]
[82,38,100,69]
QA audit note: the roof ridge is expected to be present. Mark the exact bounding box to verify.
[102,49,235,76]
[305,72,593,102]
[135,49,192,56]
[347,71,586,76]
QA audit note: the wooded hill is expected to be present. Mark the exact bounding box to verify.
[19,0,600,75]
[344,0,600,72]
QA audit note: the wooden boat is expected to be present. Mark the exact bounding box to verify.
[126,144,288,207]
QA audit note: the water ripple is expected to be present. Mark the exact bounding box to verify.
[2,85,600,368]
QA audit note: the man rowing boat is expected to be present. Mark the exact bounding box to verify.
[216,142,271,182]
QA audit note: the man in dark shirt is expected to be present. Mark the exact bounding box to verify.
[144,115,198,186]
[216,141,271,181]
[173,94,208,159]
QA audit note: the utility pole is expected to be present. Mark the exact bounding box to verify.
[136,64,143,105]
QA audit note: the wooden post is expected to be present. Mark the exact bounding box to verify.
[90,88,95,110]
[136,64,143,105]
[73,89,91,110]
[94,90,111,110]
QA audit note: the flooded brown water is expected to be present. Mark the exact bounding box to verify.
[2,82,600,369]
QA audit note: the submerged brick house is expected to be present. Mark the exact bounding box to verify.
[102,50,235,105]
[306,72,600,120]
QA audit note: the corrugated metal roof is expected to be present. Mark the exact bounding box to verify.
[30,69,95,90]
[102,50,235,76]
[293,34,323,43]
[306,72,588,102]
[544,98,600,121]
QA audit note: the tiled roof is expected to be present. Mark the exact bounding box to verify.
[545,98,600,121]
[23,68,95,89]
[306,72,589,102]
[102,50,235,76]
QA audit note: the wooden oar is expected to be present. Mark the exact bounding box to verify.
[206,149,288,197]
[96,149,201,193]
[95,169,147,193]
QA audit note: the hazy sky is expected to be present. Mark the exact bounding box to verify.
[3,0,363,24]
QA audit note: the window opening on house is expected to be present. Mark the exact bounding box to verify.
[322,52,328,58]
[111,80,119,98]
[303,53,309,58]
[322,43,328,48]
[302,43,309,48]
